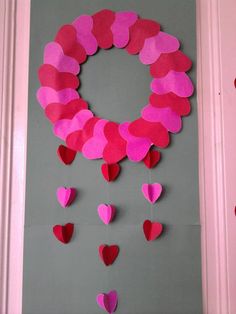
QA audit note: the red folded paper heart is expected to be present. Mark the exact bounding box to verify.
[99,244,119,266]
[143,220,163,241]
[53,223,74,244]
[101,163,121,182]
[143,149,161,168]
[45,99,88,123]
[38,64,79,91]
[57,145,76,165]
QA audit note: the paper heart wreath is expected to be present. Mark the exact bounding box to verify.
[37,9,193,166]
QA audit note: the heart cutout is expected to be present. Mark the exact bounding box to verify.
[143,220,163,241]
[96,290,118,313]
[141,183,162,204]
[56,187,77,207]
[97,204,116,225]
[101,163,121,182]
[143,150,161,168]
[99,244,119,266]
[57,145,76,165]
[53,223,74,244]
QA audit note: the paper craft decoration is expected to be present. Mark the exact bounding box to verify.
[97,204,116,225]
[56,187,77,207]
[96,290,118,313]
[141,183,162,204]
[101,163,121,182]
[99,244,119,266]
[143,220,163,241]
[37,9,194,165]
[57,145,76,165]
[143,149,161,168]
[53,223,74,244]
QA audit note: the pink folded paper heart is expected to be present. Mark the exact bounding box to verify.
[36,87,80,109]
[141,105,182,133]
[56,187,77,208]
[142,183,162,204]
[43,42,80,74]
[151,70,194,97]
[53,109,94,140]
[82,119,108,159]
[111,11,138,48]
[96,290,118,314]
[72,15,98,55]
[97,204,116,225]
[139,31,180,65]
[119,121,152,162]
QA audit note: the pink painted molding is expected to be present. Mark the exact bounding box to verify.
[0,0,30,313]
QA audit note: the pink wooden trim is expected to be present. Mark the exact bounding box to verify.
[0,0,30,313]
[197,0,236,313]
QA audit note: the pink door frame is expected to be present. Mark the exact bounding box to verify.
[0,0,235,313]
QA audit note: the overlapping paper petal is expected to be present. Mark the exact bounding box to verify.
[37,9,194,163]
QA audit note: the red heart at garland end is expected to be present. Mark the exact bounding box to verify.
[53,223,74,244]
[143,149,161,168]
[101,163,121,182]
[143,220,163,241]
[57,145,76,165]
[99,244,119,266]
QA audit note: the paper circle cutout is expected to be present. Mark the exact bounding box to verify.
[37,9,194,164]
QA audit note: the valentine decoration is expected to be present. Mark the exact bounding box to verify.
[53,223,74,244]
[96,290,118,314]
[143,149,161,168]
[143,220,163,241]
[57,144,76,165]
[99,244,119,266]
[141,183,162,204]
[56,187,77,207]
[101,163,121,182]
[97,204,116,225]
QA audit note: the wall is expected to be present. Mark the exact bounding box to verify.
[23,0,202,313]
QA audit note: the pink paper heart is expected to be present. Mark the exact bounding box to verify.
[151,70,194,97]
[97,204,116,225]
[119,122,151,162]
[141,105,182,133]
[36,87,80,109]
[56,187,76,208]
[82,119,108,159]
[43,42,80,74]
[53,109,93,140]
[139,31,180,65]
[111,11,138,48]
[96,290,118,313]
[142,183,162,204]
[72,15,98,55]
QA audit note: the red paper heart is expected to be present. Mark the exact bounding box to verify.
[149,92,191,116]
[143,220,163,241]
[45,98,89,123]
[57,145,76,165]
[150,50,192,78]
[53,223,74,244]
[126,19,160,55]
[101,163,121,182]
[143,149,161,168]
[55,24,87,64]
[38,64,79,91]
[99,244,119,266]
[92,9,115,49]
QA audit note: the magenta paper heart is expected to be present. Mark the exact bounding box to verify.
[56,187,76,208]
[97,204,116,225]
[141,105,182,133]
[36,87,80,109]
[72,15,98,55]
[119,122,152,162]
[139,31,180,65]
[82,119,108,159]
[111,11,138,48]
[43,42,80,75]
[53,109,94,140]
[151,70,194,97]
[96,290,118,313]
[142,183,162,204]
